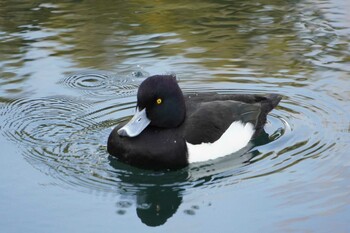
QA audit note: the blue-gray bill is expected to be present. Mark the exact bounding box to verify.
[117,108,151,137]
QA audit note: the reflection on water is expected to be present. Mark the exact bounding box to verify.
[0,0,350,231]
[110,157,186,226]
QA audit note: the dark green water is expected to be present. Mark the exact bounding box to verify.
[1,0,349,232]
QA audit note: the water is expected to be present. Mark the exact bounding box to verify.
[0,0,349,232]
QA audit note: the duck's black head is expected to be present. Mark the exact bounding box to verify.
[117,75,186,137]
[138,75,185,128]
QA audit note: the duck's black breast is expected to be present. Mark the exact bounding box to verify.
[107,124,188,170]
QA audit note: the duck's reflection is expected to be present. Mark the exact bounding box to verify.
[109,157,187,226]
[136,185,182,226]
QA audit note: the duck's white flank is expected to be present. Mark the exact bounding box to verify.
[187,121,255,163]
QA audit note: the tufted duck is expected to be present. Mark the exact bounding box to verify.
[107,75,281,170]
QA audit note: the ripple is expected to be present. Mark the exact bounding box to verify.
[0,96,116,191]
[60,71,145,98]
[1,97,94,146]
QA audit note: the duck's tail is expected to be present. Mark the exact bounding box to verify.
[253,94,282,138]
[262,94,282,113]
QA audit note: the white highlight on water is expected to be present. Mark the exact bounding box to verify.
[187,121,255,163]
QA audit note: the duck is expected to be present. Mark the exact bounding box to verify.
[107,75,282,170]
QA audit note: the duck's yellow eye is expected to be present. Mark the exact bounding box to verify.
[156,98,162,105]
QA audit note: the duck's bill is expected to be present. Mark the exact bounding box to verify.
[117,108,151,137]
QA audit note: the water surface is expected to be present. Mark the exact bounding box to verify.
[0,0,349,232]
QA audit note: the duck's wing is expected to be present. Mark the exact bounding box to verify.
[184,100,261,144]
[220,93,282,134]
[183,93,282,144]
